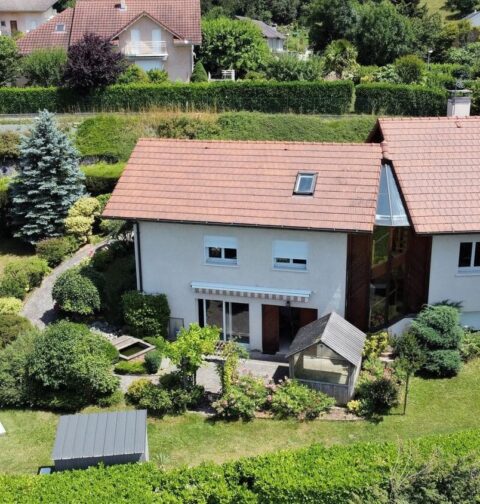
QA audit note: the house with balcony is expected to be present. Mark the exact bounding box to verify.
[103,117,480,355]
[17,0,201,82]
[0,0,56,36]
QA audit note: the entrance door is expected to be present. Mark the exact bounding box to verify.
[10,20,17,34]
[262,305,318,354]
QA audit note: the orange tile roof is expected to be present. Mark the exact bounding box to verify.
[103,139,384,233]
[18,0,201,54]
[378,116,480,234]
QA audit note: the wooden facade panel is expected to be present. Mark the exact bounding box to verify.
[262,304,280,354]
[405,230,432,313]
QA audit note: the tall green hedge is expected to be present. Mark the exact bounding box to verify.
[0,429,479,503]
[0,81,354,115]
[355,83,447,116]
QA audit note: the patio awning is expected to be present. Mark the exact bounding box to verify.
[191,282,311,303]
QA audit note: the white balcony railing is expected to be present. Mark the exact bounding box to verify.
[123,40,168,57]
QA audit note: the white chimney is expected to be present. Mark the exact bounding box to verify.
[447,89,471,117]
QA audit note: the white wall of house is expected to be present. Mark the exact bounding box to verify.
[117,16,194,82]
[428,234,480,328]
[267,38,284,52]
[0,8,55,35]
[136,221,348,351]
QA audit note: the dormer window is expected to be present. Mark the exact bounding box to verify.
[294,172,317,195]
[55,23,65,32]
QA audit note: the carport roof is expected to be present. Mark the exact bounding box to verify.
[52,410,147,461]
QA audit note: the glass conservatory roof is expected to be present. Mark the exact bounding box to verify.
[375,164,410,227]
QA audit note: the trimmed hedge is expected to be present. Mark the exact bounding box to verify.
[0,81,354,115]
[355,83,447,116]
[0,429,479,502]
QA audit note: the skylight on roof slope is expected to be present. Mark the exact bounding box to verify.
[375,164,409,227]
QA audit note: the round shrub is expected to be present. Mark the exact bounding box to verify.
[138,385,172,417]
[356,376,399,414]
[121,290,170,337]
[0,296,23,315]
[146,69,168,83]
[0,314,33,348]
[144,350,162,374]
[394,54,425,84]
[422,350,462,378]
[97,389,124,408]
[460,331,480,362]
[36,236,78,267]
[126,378,151,404]
[65,196,101,243]
[117,64,148,84]
[52,266,101,315]
[0,257,50,299]
[0,272,28,299]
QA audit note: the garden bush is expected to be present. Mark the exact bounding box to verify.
[0,257,50,299]
[2,428,479,502]
[146,69,168,84]
[21,48,67,87]
[356,376,399,415]
[363,331,389,360]
[144,350,162,374]
[0,80,354,115]
[393,54,425,84]
[0,314,33,348]
[190,61,208,83]
[460,331,480,362]
[269,379,335,420]
[26,321,119,410]
[422,349,462,377]
[121,290,170,337]
[35,235,78,267]
[64,196,101,243]
[355,83,446,115]
[117,64,148,85]
[81,163,125,194]
[0,131,20,159]
[114,360,147,375]
[0,296,23,315]
[411,304,463,377]
[52,265,102,316]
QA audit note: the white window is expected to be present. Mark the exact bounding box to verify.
[55,23,65,32]
[294,172,317,195]
[204,236,238,266]
[458,241,480,272]
[273,240,308,271]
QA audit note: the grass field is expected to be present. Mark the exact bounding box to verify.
[1,359,479,474]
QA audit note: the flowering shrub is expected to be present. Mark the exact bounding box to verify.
[269,379,335,420]
[213,375,267,420]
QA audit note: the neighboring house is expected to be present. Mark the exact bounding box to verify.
[462,11,480,27]
[16,0,202,82]
[103,117,480,355]
[236,16,285,53]
[0,0,56,36]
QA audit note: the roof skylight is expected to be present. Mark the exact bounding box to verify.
[294,172,317,195]
[375,164,409,227]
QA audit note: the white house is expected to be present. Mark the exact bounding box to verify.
[16,0,201,82]
[236,16,286,53]
[462,11,480,27]
[0,0,56,35]
[103,117,480,354]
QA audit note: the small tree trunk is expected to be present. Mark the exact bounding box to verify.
[403,373,410,415]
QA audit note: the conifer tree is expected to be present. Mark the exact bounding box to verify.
[10,110,85,244]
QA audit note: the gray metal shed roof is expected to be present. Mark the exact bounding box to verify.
[0,0,56,12]
[52,410,147,461]
[286,312,366,367]
[236,16,286,39]
[462,11,480,27]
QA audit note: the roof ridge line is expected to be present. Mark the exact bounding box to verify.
[136,138,381,147]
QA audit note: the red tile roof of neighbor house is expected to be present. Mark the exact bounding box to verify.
[378,116,480,234]
[102,139,384,233]
[17,0,201,54]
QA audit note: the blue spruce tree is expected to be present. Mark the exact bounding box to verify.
[10,110,85,244]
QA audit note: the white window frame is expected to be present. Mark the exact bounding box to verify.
[294,172,317,195]
[204,236,238,266]
[458,241,480,274]
[272,240,308,271]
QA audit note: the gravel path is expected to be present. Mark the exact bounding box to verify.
[22,241,105,328]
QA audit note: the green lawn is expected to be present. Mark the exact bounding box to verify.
[1,359,479,474]
[0,238,34,276]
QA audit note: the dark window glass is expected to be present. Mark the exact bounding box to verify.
[229,303,249,344]
[292,258,307,265]
[297,175,314,193]
[198,300,205,327]
[458,242,473,268]
[208,247,221,259]
[224,248,237,260]
[275,257,290,264]
[475,243,480,268]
